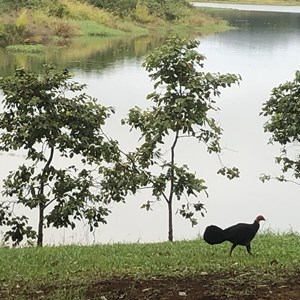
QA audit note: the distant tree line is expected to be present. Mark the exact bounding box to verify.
[0,0,193,20]
[87,0,192,20]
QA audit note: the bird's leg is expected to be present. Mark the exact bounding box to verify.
[246,244,253,255]
[229,244,237,257]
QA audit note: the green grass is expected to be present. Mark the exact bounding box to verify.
[76,20,125,37]
[0,233,299,299]
[5,44,47,54]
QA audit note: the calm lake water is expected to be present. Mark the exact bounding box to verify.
[1,4,300,244]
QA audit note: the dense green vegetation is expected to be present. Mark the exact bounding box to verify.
[0,0,229,50]
[0,233,299,299]
[260,71,300,185]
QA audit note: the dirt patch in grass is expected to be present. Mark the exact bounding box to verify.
[2,271,300,299]
[84,273,300,300]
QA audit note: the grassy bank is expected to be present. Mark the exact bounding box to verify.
[192,0,300,5]
[0,0,230,52]
[0,233,299,299]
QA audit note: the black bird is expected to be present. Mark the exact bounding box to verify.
[203,215,265,256]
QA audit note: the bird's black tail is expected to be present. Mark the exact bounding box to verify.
[203,225,226,245]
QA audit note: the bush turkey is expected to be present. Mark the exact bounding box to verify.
[203,215,265,256]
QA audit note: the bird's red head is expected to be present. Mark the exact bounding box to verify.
[255,215,265,222]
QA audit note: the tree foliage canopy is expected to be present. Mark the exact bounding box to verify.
[261,70,300,182]
[103,37,241,241]
[0,65,120,246]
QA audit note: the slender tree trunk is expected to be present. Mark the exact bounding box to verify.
[37,146,54,247]
[37,204,44,247]
[167,131,179,242]
[168,200,173,241]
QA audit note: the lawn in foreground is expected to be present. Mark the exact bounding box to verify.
[0,233,299,299]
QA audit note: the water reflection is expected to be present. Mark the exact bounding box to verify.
[197,8,300,61]
[0,34,166,76]
[202,8,300,32]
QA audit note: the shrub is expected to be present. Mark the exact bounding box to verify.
[88,0,137,18]
[49,2,70,18]
[134,0,154,23]
[53,20,77,38]
[1,24,31,45]
[62,0,113,26]
[86,0,192,21]
[16,9,28,29]
[0,24,9,46]
[1,0,42,10]
[142,0,192,21]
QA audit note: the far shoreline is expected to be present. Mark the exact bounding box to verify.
[192,1,300,12]
[191,0,300,6]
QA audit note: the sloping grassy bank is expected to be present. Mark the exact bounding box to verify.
[0,0,230,52]
[0,233,299,299]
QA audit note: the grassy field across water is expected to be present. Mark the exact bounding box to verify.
[0,233,300,299]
